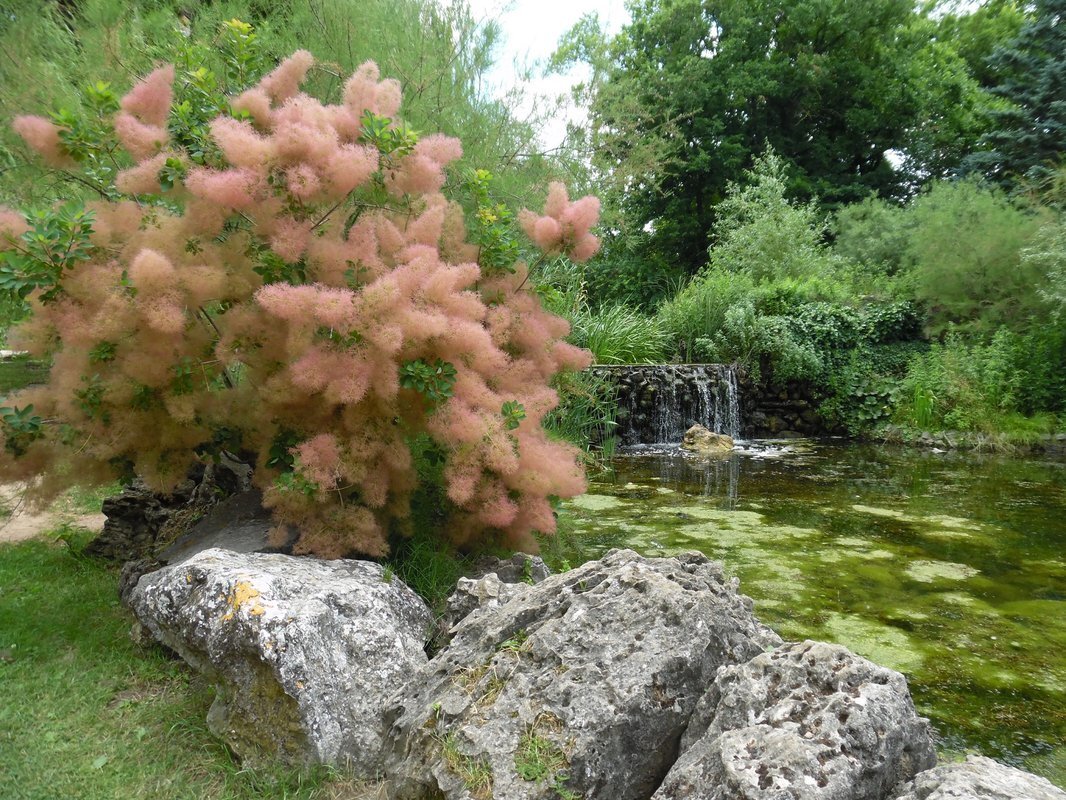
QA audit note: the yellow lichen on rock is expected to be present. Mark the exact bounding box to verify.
[221,580,266,621]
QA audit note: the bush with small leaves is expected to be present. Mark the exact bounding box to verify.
[0,25,598,558]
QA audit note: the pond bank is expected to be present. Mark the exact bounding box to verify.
[877,425,1066,457]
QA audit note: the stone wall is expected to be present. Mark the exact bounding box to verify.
[739,375,829,437]
[591,365,829,443]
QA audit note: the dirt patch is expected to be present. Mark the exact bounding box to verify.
[0,483,106,544]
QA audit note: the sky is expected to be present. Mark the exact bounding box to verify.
[463,0,631,149]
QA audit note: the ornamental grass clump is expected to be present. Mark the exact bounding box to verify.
[0,34,599,558]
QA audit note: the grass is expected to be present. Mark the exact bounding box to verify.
[57,481,127,515]
[513,714,579,798]
[569,304,669,365]
[438,732,493,799]
[0,528,383,800]
[882,411,1064,453]
[0,356,48,396]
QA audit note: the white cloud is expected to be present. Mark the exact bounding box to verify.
[463,0,629,149]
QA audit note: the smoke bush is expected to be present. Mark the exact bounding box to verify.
[0,44,598,557]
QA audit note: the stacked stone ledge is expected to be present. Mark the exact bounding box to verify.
[128,547,1066,800]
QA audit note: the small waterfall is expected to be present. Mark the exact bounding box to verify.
[593,364,743,446]
[719,366,740,439]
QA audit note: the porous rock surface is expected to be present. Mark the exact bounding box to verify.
[438,572,530,645]
[890,755,1066,800]
[468,552,552,584]
[384,548,782,800]
[129,547,433,769]
[436,553,552,642]
[653,640,937,800]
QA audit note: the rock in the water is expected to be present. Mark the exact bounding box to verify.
[654,640,936,800]
[385,548,781,800]
[129,548,433,770]
[680,424,734,455]
[891,755,1066,800]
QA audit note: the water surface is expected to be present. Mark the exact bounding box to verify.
[562,441,1066,786]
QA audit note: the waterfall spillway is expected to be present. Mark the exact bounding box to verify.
[592,364,743,446]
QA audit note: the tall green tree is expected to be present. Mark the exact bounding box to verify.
[558,0,995,296]
[965,0,1066,187]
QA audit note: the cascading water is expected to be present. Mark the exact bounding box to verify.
[594,364,743,446]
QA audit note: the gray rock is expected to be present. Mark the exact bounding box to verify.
[385,548,781,800]
[438,572,530,643]
[89,456,253,561]
[158,488,298,565]
[469,553,552,585]
[87,481,187,561]
[436,554,552,641]
[891,756,1066,800]
[118,557,162,607]
[653,640,936,800]
[129,548,434,770]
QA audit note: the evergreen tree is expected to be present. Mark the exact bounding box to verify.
[967,0,1066,186]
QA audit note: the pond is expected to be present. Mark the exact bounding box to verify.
[561,440,1066,788]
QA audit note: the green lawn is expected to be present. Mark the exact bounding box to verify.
[0,357,48,396]
[0,529,378,800]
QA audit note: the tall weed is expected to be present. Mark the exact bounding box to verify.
[569,303,669,365]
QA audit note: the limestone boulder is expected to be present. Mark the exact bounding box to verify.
[438,572,530,646]
[890,755,1066,800]
[680,424,734,456]
[384,548,781,800]
[128,548,433,771]
[436,553,552,643]
[468,552,552,584]
[157,488,297,565]
[653,640,937,800]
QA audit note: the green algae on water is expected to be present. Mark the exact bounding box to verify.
[568,494,625,512]
[819,612,926,673]
[905,560,981,583]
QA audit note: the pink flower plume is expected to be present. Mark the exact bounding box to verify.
[184,167,262,209]
[295,433,342,489]
[342,62,381,115]
[285,164,322,200]
[115,153,169,195]
[210,117,274,167]
[120,65,174,127]
[232,88,272,126]
[260,50,314,104]
[325,144,377,195]
[0,207,28,245]
[114,112,168,161]
[12,115,70,166]
[519,182,602,262]
[415,134,462,165]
